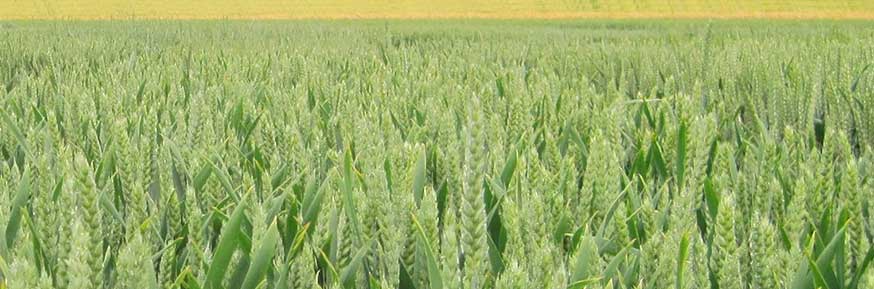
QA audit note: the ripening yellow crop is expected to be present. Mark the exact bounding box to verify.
[1,0,873,19]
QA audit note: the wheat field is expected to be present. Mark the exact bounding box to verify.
[1,20,874,289]
[1,0,874,19]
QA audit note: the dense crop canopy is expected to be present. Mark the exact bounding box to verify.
[1,21,873,289]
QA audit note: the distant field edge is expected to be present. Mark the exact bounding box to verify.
[2,11,874,20]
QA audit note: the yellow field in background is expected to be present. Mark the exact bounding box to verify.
[1,0,873,19]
